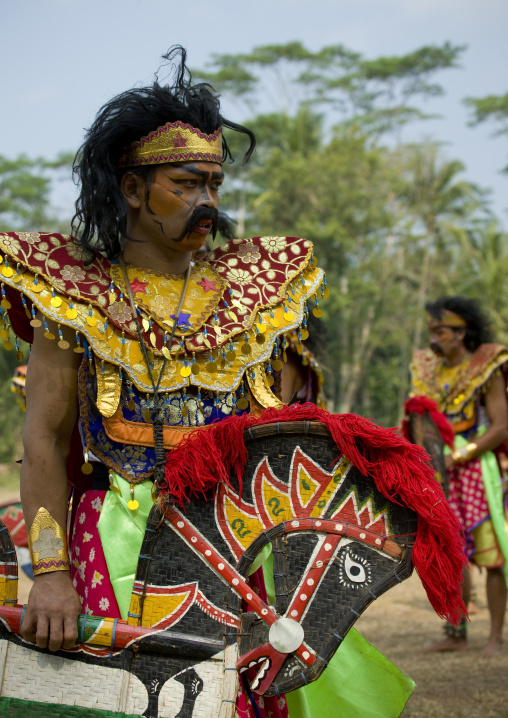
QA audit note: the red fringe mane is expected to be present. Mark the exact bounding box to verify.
[403,396,456,448]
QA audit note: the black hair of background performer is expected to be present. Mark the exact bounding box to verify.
[425,296,494,351]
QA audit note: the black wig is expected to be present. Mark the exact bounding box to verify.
[425,296,494,351]
[72,46,255,259]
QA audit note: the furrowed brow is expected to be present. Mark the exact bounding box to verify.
[179,166,211,179]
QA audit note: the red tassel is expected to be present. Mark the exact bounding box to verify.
[164,403,466,625]
[404,396,455,448]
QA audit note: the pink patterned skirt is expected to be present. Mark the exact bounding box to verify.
[70,490,121,618]
[447,458,489,559]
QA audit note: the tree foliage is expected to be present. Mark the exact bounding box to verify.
[0,153,73,465]
[195,40,465,131]
[465,92,508,134]
[464,91,508,171]
[0,152,73,232]
[196,41,504,425]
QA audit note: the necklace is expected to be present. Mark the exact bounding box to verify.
[119,255,192,495]
[436,355,471,404]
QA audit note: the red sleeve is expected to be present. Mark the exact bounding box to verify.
[3,285,34,344]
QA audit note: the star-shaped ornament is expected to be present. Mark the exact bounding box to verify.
[172,132,188,148]
[130,278,148,294]
[196,277,217,293]
[170,312,192,327]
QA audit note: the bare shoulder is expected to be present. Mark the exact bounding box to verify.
[484,372,508,429]
[485,372,506,398]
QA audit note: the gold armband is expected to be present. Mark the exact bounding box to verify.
[451,442,478,464]
[28,507,70,576]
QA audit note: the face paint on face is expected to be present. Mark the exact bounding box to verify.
[141,162,223,248]
[428,324,465,360]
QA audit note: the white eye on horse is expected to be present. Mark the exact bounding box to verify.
[345,553,366,583]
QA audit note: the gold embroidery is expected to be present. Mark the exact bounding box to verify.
[259,236,288,253]
[237,241,261,263]
[118,121,223,168]
[0,233,325,395]
[207,237,315,324]
[110,261,226,336]
[0,267,322,395]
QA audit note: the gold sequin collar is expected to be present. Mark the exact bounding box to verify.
[110,260,226,336]
[410,345,508,416]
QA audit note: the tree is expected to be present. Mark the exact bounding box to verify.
[395,143,483,352]
[464,92,508,171]
[0,152,73,232]
[195,41,466,134]
[0,152,73,464]
[0,344,27,463]
[245,123,417,417]
[195,41,499,424]
[448,220,508,343]
[0,43,500,437]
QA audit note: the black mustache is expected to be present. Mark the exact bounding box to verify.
[430,342,444,356]
[179,206,219,242]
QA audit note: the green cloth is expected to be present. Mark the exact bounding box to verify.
[97,473,155,620]
[250,543,272,575]
[97,473,269,619]
[262,555,414,718]
[450,432,508,583]
[0,697,139,718]
[285,630,414,718]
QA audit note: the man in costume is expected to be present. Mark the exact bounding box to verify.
[0,48,466,717]
[410,296,508,654]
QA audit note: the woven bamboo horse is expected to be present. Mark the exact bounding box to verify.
[0,412,465,718]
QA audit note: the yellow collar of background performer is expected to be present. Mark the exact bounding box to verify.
[427,310,467,330]
[118,121,223,167]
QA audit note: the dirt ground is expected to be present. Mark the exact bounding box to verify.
[2,473,507,717]
[356,568,508,717]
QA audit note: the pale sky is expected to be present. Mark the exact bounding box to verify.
[2,0,507,222]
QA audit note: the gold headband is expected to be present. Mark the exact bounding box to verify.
[428,310,467,329]
[118,121,223,167]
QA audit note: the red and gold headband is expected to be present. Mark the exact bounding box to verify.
[427,309,467,330]
[118,121,223,167]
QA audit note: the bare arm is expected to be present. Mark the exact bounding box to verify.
[20,317,82,651]
[472,373,508,456]
[449,374,508,469]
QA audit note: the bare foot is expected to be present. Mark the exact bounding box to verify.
[419,636,469,653]
[478,641,503,657]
